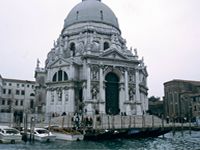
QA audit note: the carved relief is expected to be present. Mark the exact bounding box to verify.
[115,66,125,75]
[77,41,84,54]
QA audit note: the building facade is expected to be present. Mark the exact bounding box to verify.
[0,75,36,122]
[148,96,163,118]
[164,79,200,122]
[35,0,148,117]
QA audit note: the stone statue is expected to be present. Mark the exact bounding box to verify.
[92,88,98,100]
[129,89,134,101]
[51,92,54,102]
[53,40,56,48]
[134,48,138,56]
[92,41,100,51]
[65,91,69,101]
[111,34,121,49]
[37,58,40,68]
[92,71,97,80]
[57,89,62,101]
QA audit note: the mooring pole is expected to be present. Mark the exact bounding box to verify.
[107,115,110,129]
[172,116,175,136]
[189,115,191,135]
[129,116,131,128]
[162,114,164,138]
[181,116,184,136]
[134,116,136,128]
[61,117,64,128]
[152,115,154,129]
[23,112,28,143]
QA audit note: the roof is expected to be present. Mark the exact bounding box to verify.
[164,79,200,86]
[64,0,119,30]
[3,78,35,84]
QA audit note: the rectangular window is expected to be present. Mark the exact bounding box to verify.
[7,99,11,105]
[21,90,25,95]
[27,84,29,88]
[17,83,19,87]
[3,89,6,94]
[32,85,34,88]
[15,100,18,106]
[22,84,24,87]
[16,90,20,95]
[20,100,23,106]
[2,99,5,105]
[8,89,11,95]
[9,83,12,86]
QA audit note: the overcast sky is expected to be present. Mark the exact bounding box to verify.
[0,0,200,98]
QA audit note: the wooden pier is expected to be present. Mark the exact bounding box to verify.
[34,114,200,140]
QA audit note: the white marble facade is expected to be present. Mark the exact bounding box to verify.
[35,0,148,116]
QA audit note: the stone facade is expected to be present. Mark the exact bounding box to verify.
[35,0,148,117]
[164,79,200,121]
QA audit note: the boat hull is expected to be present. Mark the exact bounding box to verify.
[84,128,171,141]
[34,135,56,142]
[53,132,84,141]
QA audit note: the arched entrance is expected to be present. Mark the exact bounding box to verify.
[105,72,120,115]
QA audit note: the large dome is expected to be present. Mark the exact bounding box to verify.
[64,0,119,30]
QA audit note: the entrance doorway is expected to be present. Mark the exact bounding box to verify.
[105,72,120,115]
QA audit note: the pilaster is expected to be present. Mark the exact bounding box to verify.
[125,69,129,101]
[99,65,105,113]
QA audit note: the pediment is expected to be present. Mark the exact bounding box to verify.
[100,48,128,60]
[48,58,70,68]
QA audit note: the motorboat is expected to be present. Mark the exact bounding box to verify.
[51,127,83,141]
[25,128,56,142]
[0,126,22,144]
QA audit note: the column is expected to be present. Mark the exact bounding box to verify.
[62,89,65,113]
[87,65,91,100]
[135,69,142,115]
[135,69,140,103]
[99,66,105,113]
[83,59,87,102]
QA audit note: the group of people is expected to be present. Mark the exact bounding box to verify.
[72,114,94,129]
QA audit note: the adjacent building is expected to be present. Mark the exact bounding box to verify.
[0,75,35,123]
[35,0,149,118]
[148,96,164,117]
[164,79,200,122]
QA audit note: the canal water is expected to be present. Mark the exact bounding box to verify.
[0,131,200,150]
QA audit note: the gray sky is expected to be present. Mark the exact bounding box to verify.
[0,0,200,97]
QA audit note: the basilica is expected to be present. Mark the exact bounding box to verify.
[35,0,148,117]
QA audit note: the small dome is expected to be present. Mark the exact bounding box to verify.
[64,0,119,30]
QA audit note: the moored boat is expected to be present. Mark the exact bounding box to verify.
[25,128,56,142]
[0,126,22,144]
[51,128,83,141]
